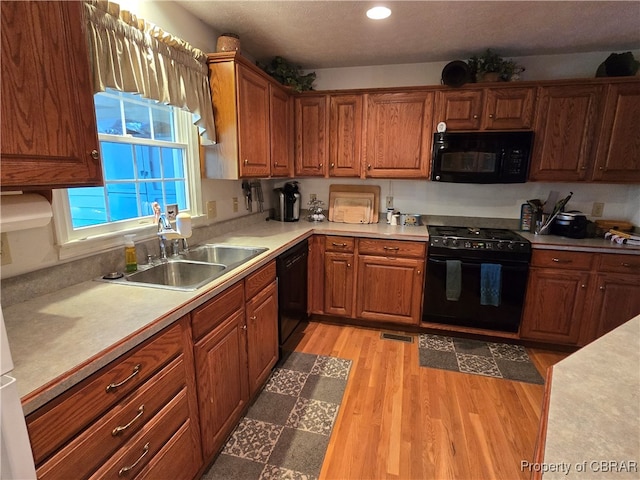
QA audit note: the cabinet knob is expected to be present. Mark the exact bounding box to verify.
[347,263,351,268]
[473,114,478,119]
[598,165,605,171]
[244,159,249,165]
[331,162,335,168]
[367,164,371,170]
[243,324,248,330]
[274,161,279,167]
[599,285,605,291]
[417,270,421,275]
[581,284,586,288]
[488,114,494,119]
[319,162,323,168]
[580,164,587,170]
[90,149,100,160]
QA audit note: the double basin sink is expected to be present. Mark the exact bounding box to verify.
[105,244,268,291]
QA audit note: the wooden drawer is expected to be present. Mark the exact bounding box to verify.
[36,356,187,479]
[325,236,355,253]
[192,282,244,341]
[27,322,184,465]
[136,419,201,480]
[530,250,594,270]
[245,260,276,300]
[89,388,192,480]
[358,238,426,258]
[597,253,640,274]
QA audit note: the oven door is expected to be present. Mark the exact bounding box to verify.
[422,255,529,332]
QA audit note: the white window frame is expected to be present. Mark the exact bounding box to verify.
[53,98,204,261]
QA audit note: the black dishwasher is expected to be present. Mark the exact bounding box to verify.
[276,239,308,347]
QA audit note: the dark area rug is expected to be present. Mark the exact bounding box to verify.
[418,333,544,384]
[202,351,352,480]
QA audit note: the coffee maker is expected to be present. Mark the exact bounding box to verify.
[273,182,301,222]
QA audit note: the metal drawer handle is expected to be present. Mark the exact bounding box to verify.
[249,315,257,321]
[332,242,347,247]
[106,364,141,393]
[112,405,144,436]
[551,258,572,263]
[118,442,149,477]
[383,246,400,251]
[621,262,632,267]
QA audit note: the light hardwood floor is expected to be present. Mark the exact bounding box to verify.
[285,321,569,480]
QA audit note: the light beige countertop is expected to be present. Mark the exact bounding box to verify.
[521,232,640,254]
[539,314,640,479]
[3,220,429,415]
[4,219,639,415]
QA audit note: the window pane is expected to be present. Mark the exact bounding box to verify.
[102,142,135,180]
[94,95,122,135]
[123,100,151,138]
[68,187,107,228]
[164,180,187,210]
[161,147,185,178]
[152,107,174,141]
[138,181,165,212]
[106,183,139,221]
[135,145,162,179]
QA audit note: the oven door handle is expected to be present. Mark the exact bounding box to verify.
[427,257,529,272]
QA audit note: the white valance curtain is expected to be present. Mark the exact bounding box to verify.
[83,0,216,142]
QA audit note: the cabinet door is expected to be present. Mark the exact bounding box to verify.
[270,85,294,177]
[434,89,484,130]
[308,235,325,315]
[593,82,640,182]
[295,96,328,176]
[520,268,590,344]
[246,280,279,396]
[1,1,102,189]
[194,309,248,460]
[364,91,434,178]
[583,273,640,344]
[324,252,355,317]
[237,65,270,177]
[355,255,424,325]
[529,84,604,182]
[483,87,536,130]
[329,94,363,177]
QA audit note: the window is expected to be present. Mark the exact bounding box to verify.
[54,90,201,250]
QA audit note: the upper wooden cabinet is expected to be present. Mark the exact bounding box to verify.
[329,94,363,177]
[294,95,328,176]
[205,52,293,179]
[529,84,605,182]
[270,85,295,177]
[1,1,103,190]
[434,86,535,131]
[364,91,434,178]
[593,82,640,183]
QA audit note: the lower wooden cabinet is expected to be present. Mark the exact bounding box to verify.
[192,283,248,461]
[319,236,426,326]
[26,317,202,479]
[520,250,640,346]
[245,263,278,397]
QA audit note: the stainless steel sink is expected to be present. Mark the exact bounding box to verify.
[100,244,268,291]
[177,244,268,269]
[111,260,226,291]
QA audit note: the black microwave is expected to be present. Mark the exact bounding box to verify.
[431,131,533,183]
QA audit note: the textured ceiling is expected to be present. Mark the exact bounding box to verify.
[177,1,640,69]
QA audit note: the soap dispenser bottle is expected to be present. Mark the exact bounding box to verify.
[124,234,137,273]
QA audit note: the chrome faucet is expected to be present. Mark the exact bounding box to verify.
[153,202,191,259]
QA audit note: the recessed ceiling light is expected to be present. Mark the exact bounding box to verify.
[366,6,391,20]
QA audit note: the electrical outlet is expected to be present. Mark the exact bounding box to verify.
[207,200,217,219]
[386,196,394,209]
[592,202,605,217]
[232,197,239,213]
[165,203,178,220]
[1,232,12,266]
[310,193,317,202]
